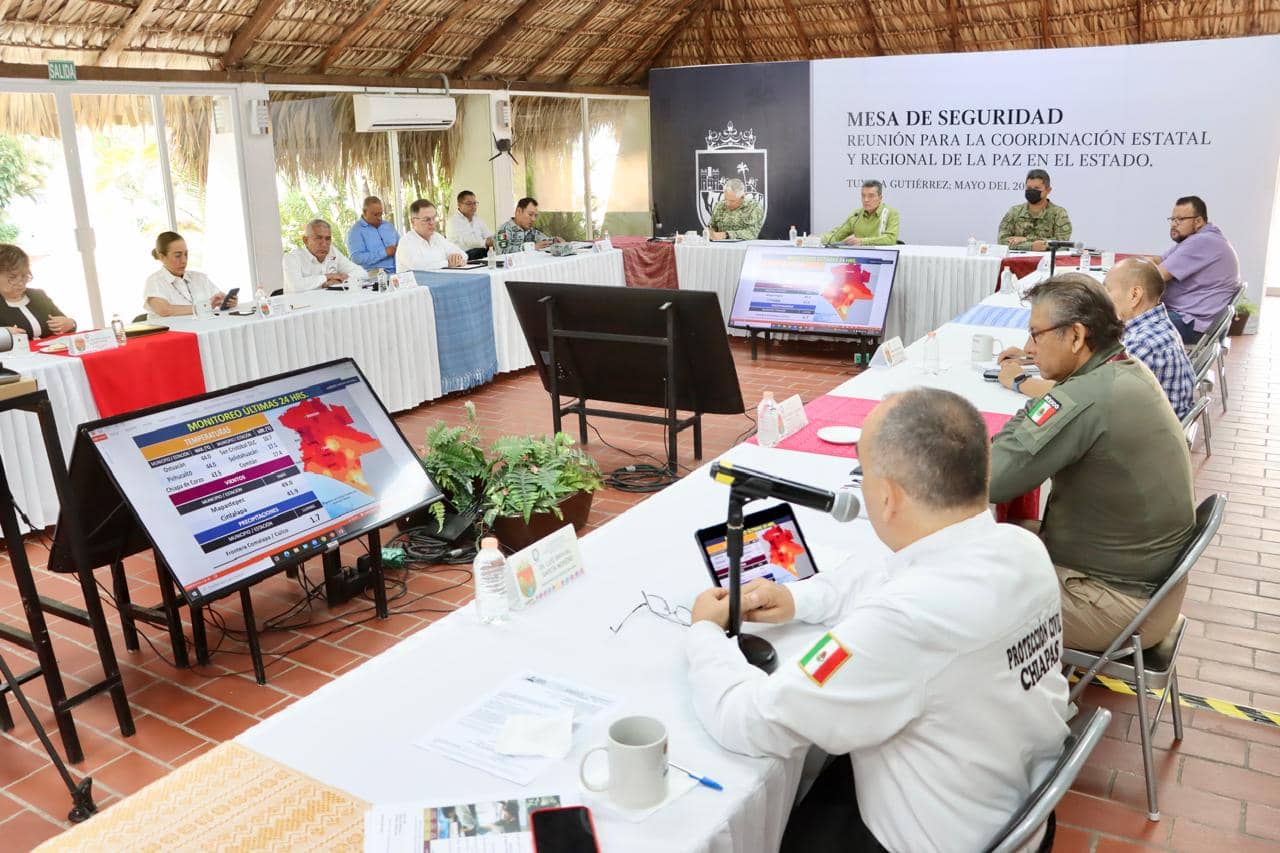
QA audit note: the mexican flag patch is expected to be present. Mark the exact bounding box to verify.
[1027,395,1061,427]
[798,632,851,686]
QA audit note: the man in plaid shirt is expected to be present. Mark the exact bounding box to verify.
[1103,258,1196,419]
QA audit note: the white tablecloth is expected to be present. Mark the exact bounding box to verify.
[675,242,1002,345]
[438,249,625,373]
[236,290,1036,852]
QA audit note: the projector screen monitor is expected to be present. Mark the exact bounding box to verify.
[82,359,442,605]
[729,245,899,336]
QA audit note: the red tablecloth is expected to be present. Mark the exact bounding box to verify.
[37,330,207,418]
[749,394,1040,521]
[998,252,1142,288]
[611,236,678,290]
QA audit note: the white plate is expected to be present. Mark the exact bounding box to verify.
[816,426,861,445]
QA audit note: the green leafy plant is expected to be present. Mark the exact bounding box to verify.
[1235,300,1258,319]
[0,135,46,243]
[422,401,491,526]
[482,432,603,526]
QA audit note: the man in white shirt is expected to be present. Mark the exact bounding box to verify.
[396,199,467,272]
[447,190,494,260]
[687,388,1070,852]
[282,219,366,293]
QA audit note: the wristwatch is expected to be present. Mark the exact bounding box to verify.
[1012,373,1030,394]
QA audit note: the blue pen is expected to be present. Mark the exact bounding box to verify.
[670,761,724,791]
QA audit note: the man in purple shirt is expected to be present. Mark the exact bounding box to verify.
[1153,195,1240,344]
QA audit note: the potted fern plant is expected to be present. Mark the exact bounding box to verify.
[1229,300,1256,337]
[483,432,604,551]
[419,402,491,531]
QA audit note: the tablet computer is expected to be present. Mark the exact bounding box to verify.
[694,502,819,589]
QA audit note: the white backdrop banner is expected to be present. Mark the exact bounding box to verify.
[810,36,1280,299]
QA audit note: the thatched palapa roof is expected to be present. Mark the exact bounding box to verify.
[0,1,1276,92]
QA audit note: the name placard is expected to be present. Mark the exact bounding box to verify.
[507,525,586,608]
[66,329,119,356]
[869,336,906,369]
[778,394,809,439]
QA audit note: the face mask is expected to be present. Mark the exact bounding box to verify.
[1024,188,1043,204]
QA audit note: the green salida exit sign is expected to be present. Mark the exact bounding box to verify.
[47,60,76,82]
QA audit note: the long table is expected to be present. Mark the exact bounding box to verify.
[1,251,626,530]
[675,241,1004,344]
[38,290,1035,852]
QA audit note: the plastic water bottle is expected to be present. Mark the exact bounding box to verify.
[923,331,941,375]
[474,537,511,624]
[966,236,977,257]
[376,269,388,291]
[788,225,798,244]
[756,391,784,447]
[999,268,1015,292]
[487,247,497,269]
[110,314,126,346]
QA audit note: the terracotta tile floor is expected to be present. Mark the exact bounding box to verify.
[1,307,1278,850]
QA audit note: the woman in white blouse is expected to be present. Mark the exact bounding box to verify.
[144,231,236,317]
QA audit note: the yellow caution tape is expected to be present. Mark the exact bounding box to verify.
[1082,673,1280,728]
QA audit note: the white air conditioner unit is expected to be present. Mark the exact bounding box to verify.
[353,95,456,132]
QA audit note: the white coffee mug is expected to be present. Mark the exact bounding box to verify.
[1102,250,1117,269]
[971,333,1003,365]
[579,715,669,809]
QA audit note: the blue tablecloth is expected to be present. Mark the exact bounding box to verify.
[409,270,499,394]
[952,305,1031,329]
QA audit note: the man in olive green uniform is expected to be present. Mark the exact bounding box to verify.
[997,169,1072,251]
[708,178,764,240]
[821,179,901,246]
[989,273,1195,652]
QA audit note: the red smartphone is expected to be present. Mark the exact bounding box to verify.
[530,805,600,853]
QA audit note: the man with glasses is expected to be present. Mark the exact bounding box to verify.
[448,190,495,261]
[989,273,1195,653]
[347,196,400,277]
[396,199,467,271]
[1149,195,1240,344]
[685,389,1070,852]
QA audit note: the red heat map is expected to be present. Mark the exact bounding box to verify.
[821,262,874,320]
[277,398,382,494]
[761,526,804,577]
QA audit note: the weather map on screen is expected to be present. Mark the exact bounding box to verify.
[729,245,899,336]
[87,360,441,603]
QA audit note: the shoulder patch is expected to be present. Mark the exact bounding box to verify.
[798,632,851,686]
[1027,394,1061,426]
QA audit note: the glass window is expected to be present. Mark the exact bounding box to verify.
[512,96,589,241]
[162,95,252,294]
[0,91,92,328]
[270,93,392,257]
[588,99,652,236]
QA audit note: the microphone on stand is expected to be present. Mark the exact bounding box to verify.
[708,461,862,673]
[1045,241,1083,276]
[709,462,861,521]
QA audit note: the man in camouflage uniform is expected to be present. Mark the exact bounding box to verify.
[708,178,764,240]
[997,169,1072,251]
[989,273,1195,652]
[495,196,563,254]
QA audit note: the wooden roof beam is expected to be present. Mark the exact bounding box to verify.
[524,0,614,80]
[393,4,473,76]
[1040,0,1050,48]
[459,0,557,79]
[99,0,162,66]
[317,0,392,73]
[947,0,959,51]
[863,0,883,55]
[1135,0,1144,42]
[702,3,713,64]
[732,0,753,62]
[607,0,708,83]
[779,0,812,59]
[222,0,288,69]
[0,1,15,23]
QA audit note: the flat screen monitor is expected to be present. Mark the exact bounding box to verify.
[728,245,899,336]
[77,359,442,605]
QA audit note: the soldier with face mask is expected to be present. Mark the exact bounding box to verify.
[998,169,1073,251]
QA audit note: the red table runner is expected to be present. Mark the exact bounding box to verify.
[998,252,1141,288]
[37,330,207,418]
[612,236,678,290]
[749,394,1040,521]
